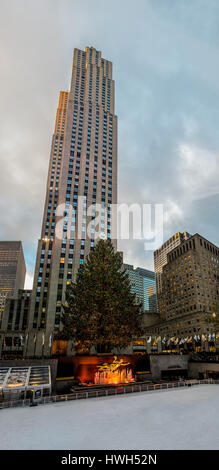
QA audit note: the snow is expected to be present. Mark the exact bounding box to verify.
[0,385,219,450]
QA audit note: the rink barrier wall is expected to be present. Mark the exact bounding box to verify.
[0,379,218,409]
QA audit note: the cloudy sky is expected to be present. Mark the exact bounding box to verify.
[1,0,219,288]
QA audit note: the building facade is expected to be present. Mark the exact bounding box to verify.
[25,47,117,357]
[160,233,219,321]
[124,264,157,313]
[0,289,31,358]
[0,242,26,324]
[145,233,219,354]
[154,231,191,312]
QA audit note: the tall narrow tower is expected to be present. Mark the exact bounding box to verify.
[26,47,118,357]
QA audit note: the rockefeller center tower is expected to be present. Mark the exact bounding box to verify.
[25,47,118,356]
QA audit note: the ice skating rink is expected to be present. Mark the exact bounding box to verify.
[0,385,219,450]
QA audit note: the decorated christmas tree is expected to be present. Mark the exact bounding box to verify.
[58,239,143,352]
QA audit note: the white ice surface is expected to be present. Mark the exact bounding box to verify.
[0,385,219,450]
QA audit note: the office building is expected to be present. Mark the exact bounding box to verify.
[160,233,219,321]
[147,234,219,354]
[124,264,157,312]
[154,231,191,311]
[0,242,26,323]
[26,47,117,357]
[0,289,31,358]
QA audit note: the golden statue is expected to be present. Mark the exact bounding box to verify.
[97,356,130,373]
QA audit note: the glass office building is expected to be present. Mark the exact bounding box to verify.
[124,264,157,313]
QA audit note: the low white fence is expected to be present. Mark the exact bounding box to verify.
[0,379,218,409]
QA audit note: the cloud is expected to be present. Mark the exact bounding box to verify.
[178,143,219,200]
[0,0,219,282]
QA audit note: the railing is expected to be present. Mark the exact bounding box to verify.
[1,379,218,409]
[0,399,31,409]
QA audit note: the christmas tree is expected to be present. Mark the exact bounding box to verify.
[58,239,143,353]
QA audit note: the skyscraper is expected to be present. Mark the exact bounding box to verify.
[154,231,191,312]
[137,269,157,312]
[25,47,118,357]
[160,233,219,321]
[151,234,219,354]
[0,242,26,323]
[124,264,157,313]
[0,289,31,358]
